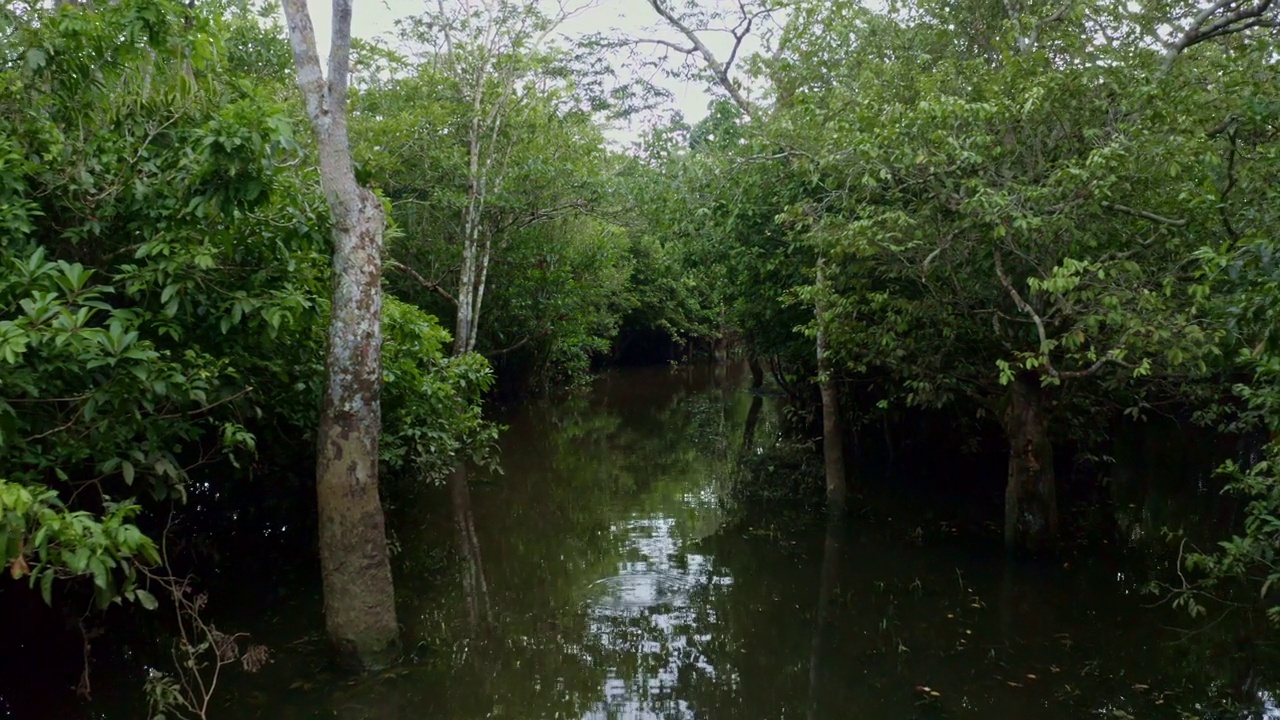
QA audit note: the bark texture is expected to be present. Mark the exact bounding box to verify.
[1003,376,1058,553]
[815,257,848,511]
[314,189,398,668]
[282,0,399,668]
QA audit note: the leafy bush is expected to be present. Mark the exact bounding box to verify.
[382,297,498,482]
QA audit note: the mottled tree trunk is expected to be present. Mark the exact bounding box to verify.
[315,189,398,667]
[1003,375,1057,553]
[815,257,848,511]
[282,0,399,668]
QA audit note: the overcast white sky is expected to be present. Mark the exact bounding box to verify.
[301,0,767,135]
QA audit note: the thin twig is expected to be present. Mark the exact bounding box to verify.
[155,387,253,421]
[388,260,458,306]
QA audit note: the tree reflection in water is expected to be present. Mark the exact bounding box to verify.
[208,363,1280,720]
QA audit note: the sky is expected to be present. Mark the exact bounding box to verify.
[300,0,768,135]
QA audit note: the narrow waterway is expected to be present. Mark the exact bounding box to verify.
[138,364,1279,718]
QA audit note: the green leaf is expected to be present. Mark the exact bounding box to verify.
[135,588,159,611]
[25,47,47,71]
[88,556,108,589]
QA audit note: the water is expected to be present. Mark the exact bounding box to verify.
[52,363,1280,718]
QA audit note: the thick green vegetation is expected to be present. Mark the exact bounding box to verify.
[0,0,710,678]
[3,0,1280,710]
[0,0,498,619]
[619,0,1280,593]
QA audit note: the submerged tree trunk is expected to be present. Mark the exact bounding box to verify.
[747,354,765,390]
[815,256,848,511]
[450,464,492,633]
[806,512,844,720]
[741,395,764,454]
[1003,375,1057,553]
[282,0,399,668]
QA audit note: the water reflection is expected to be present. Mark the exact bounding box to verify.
[209,362,1277,720]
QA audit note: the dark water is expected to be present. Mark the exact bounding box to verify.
[52,363,1280,719]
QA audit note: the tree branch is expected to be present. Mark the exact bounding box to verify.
[995,249,1135,380]
[1026,0,1074,48]
[1099,201,1189,227]
[1219,127,1241,242]
[327,0,354,113]
[994,248,1051,360]
[494,199,591,235]
[156,387,255,420]
[482,326,555,358]
[282,0,362,221]
[280,0,328,131]
[1162,0,1277,72]
[629,37,697,54]
[645,0,757,116]
[1053,353,1134,379]
[389,260,457,306]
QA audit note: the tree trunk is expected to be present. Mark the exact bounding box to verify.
[747,354,765,390]
[454,235,477,355]
[815,256,848,511]
[714,306,728,362]
[282,0,398,668]
[314,189,399,669]
[806,512,843,719]
[741,395,763,454]
[1003,375,1057,553]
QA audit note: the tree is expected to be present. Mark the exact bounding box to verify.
[351,1,632,389]
[378,0,598,358]
[635,0,850,510]
[761,0,1273,551]
[280,0,398,667]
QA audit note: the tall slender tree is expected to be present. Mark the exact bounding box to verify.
[280,0,399,667]
[637,0,850,510]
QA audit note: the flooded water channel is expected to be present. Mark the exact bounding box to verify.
[51,363,1280,719]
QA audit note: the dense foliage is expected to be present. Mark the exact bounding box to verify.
[0,0,493,611]
[614,0,1280,604]
[5,0,1280,712]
